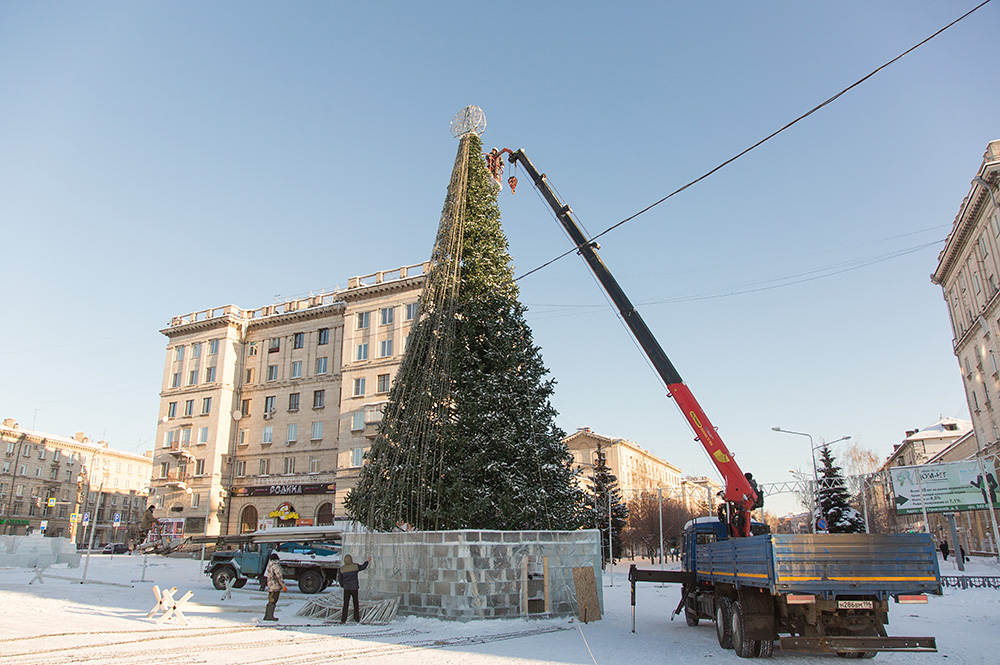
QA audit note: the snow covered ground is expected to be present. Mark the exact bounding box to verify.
[1,552,998,665]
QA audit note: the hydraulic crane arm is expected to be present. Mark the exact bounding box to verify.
[502,148,760,536]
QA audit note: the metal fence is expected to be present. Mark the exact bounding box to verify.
[940,575,1000,589]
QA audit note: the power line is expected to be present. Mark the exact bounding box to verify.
[514,0,992,283]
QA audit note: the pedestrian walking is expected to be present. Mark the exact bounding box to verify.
[960,545,968,562]
[263,552,286,621]
[337,554,370,624]
[939,540,950,561]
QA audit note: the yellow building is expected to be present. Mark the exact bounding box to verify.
[563,427,683,497]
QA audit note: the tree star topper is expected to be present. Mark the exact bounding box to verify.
[449,105,486,138]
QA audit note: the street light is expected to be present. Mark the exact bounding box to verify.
[973,176,1000,208]
[772,428,850,532]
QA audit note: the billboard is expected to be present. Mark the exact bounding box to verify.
[889,460,999,515]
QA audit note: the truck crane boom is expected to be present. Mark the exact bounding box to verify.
[500,148,760,536]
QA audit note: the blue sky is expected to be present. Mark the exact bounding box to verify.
[2,2,997,515]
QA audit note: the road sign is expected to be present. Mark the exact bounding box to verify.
[47,498,56,508]
[70,513,79,523]
[82,512,90,525]
[816,517,828,531]
[40,520,48,532]
[113,513,121,526]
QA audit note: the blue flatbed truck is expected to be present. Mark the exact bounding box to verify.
[630,517,941,658]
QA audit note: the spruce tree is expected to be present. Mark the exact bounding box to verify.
[345,124,585,532]
[584,445,629,565]
[816,446,866,533]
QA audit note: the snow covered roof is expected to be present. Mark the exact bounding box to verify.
[904,417,972,442]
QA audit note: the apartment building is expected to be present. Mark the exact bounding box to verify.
[564,427,684,497]
[151,263,427,536]
[0,418,151,544]
[932,139,1000,458]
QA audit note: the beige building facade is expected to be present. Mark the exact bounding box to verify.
[151,263,427,537]
[932,139,1000,460]
[1,418,151,545]
[564,428,684,496]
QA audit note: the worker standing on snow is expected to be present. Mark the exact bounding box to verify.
[337,554,370,624]
[263,553,286,621]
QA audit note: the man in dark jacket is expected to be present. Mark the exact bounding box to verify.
[337,553,370,624]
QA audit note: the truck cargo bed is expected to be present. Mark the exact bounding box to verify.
[697,533,940,598]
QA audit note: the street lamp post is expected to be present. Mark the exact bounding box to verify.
[773,428,850,532]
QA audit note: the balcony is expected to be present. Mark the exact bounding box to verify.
[168,442,195,461]
[162,470,189,490]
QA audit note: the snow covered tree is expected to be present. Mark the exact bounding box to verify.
[345,122,585,532]
[816,446,866,533]
[585,446,629,565]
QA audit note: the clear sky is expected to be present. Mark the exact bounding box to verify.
[2,2,997,516]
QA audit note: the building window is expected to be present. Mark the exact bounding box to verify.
[167,402,177,418]
[39,448,47,460]
[379,339,393,358]
[238,428,248,446]
[195,459,205,476]
[313,390,325,409]
[284,457,295,475]
[184,400,194,416]
[309,457,320,474]
[318,328,329,345]
[264,395,276,413]
[269,337,280,353]
[160,462,170,478]
[181,428,191,445]
[316,357,328,375]
[975,274,982,294]
[380,307,394,326]
[241,399,251,416]
[188,369,198,385]
[266,364,278,381]
[192,342,202,358]
[365,403,383,423]
[287,423,297,443]
[199,427,209,444]
[248,341,258,356]
[351,412,364,431]
[155,494,164,509]
[357,312,370,329]
[354,377,365,396]
[351,447,364,467]
[311,421,323,441]
[171,373,181,388]
[288,392,300,411]
[235,460,246,477]
[405,302,418,321]
[174,346,185,362]
[191,492,201,508]
[245,368,255,384]
[259,458,270,476]
[202,397,212,414]
[209,339,219,355]
[205,366,216,383]
[263,426,273,444]
[293,332,305,349]
[291,360,302,379]
[356,343,368,361]
[377,373,390,393]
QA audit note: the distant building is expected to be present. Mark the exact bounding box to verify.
[563,428,683,498]
[680,475,723,516]
[151,263,427,536]
[0,418,151,544]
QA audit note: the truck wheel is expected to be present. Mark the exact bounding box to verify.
[731,601,758,658]
[212,567,236,591]
[755,638,773,658]
[715,597,734,649]
[233,579,247,589]
[298,570,324,594]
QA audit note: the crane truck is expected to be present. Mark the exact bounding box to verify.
[494,148,940,658]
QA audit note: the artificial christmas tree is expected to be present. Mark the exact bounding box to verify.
[345,108,584,531]
[584,445,629,566]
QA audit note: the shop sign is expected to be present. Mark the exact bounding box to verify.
[229,482,335,497]
[268,502,299,521]
[0,518,29,526]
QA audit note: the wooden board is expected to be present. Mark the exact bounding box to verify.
[572,566,601,623]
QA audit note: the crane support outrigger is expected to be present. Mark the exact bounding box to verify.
[496,147,759,537]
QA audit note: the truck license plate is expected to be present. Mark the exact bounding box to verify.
[837,600,874,610]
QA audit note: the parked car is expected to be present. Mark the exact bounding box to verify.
[103,543,129,554]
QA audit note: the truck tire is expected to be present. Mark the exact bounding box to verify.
[755,638,773,658]
[233,579,247,589]
[298,569,324,594]
[715,597,734,649]
[731,600,758,658]
[212,566,237,591]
